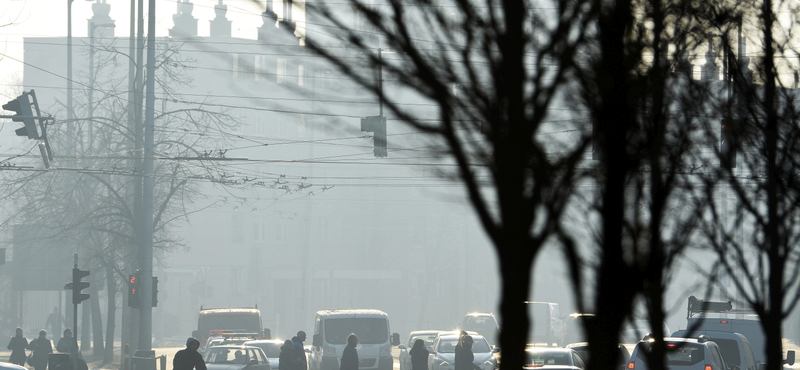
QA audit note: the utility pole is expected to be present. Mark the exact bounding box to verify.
[138,0,155,351]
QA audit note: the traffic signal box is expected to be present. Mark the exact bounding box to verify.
[2,92,40,140]
[128,271,158,308]
[72,268,90,304]
[361,115,388,158]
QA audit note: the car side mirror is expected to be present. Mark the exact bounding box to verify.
[492,347,501,354]
[392,333,401,346]
[759,363,767,370]
[313,334,322,347]
[784,350,795,366]
[398,345,406,350]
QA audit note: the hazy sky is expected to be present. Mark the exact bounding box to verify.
[0,0,292,100]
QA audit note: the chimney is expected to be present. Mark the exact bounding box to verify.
[210,0,232,38]
[170,0,198,38]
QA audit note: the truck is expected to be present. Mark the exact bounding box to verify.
[191,306,270,346]
[309,309,400,370]
[682,296,795,367]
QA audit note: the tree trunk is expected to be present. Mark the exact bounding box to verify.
[497,239,535,370]
[90,282,104,358]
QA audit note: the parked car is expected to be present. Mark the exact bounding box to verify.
[245,339,285,370]
[671,331,758,370]
[428,333,498,370]
[626,336,728,370]
[564,342,629,369]
[460,313,499,346]
[524,348,586,370]
[399,330,446,370]
[204,345,271,370]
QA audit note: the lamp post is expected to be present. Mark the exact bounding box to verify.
[88,20,114,153]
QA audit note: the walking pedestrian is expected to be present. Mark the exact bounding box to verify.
[174,337,207,370]
[56,329,76,353]
[7,327,28,366]
[409,339,429,370]
[45,308,65,344]
[454,335,478,370]
[27,330,52,370]
[279,339,294,370]
[292,331,308,370]
[339,334,358,370]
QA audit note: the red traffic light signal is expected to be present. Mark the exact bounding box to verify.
[128,271,141,308]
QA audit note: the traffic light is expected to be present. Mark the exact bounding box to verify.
[2,92,39,140]
[152,276,158,307]
[360,115,387,157]
[128,270,141,308]
[72,268,90,304]
[720,119,737,169]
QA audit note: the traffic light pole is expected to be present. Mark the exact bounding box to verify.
[72,254,79,370]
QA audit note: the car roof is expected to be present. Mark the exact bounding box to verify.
[465,312,496,317]
[526,348,576,354]
[206,345,263,350]
[409,330,447,335]
[437,333,485,341]
[245,339,284,344]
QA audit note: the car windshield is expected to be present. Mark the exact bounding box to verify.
[204,347,250,364]
[526,351,573,366]
[324,318,389,345]
[436,338,491,354]
[636,342,706,366]
[462,317,497,335]
[408,333,440,348]
[202,315,260,335]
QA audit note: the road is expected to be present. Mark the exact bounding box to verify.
[0,340,796,370]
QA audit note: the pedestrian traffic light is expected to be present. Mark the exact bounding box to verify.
[2,92,39,140]
[72,268,90,304]
[360,115,387,157]
[152,276,158,307]
[720,119,737,169]
[128,270,141,308]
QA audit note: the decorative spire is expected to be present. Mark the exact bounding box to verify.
[210,0,232,37]
[88,0,116,39]
[169,0,198,38]
[701,38,719,81]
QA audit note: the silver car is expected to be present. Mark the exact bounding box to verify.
[204,345,271,370]
[427,333,498,370]
[627,336,728,370]
[399,330,445,370]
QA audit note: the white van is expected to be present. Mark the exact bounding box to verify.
[525,301,562,346]
[309,309,400,370]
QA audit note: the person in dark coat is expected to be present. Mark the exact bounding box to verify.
[27,329,53,370]
[409,339,429,370]
[7,327,28,366]
[56,329,76,353]
[174,337,207,370]
[453,335,478,370]
[339,334,358,370]
[279,339,295,370]
[292,331,308,370]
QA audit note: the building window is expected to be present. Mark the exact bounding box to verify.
[232,54,239,79]
[298,64,304,86]
[277,59,286,84]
